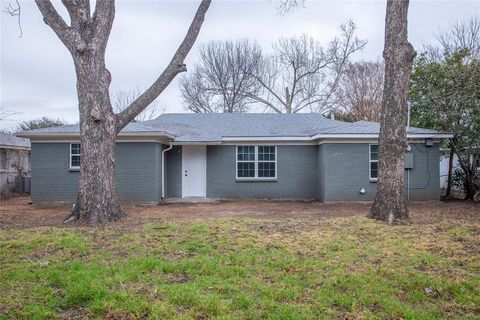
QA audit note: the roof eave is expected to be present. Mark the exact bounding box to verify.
[311,133,453,139]
[17,131,175,139]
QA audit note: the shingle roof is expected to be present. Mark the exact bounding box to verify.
[0,132,30,148]
[142,113,351,141]
[321,120,439,135]
[17,113,445,141]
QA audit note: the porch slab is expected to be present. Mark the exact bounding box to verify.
[163,197,220,204]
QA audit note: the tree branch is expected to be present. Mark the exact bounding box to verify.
[92,0,115,54]
[115,0,212,131]
[3,0,22,37]
[34,0,73,50]
[61,0,90,28]
[241,92,282,113]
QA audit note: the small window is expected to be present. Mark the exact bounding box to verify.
[70,143,81,169]
[369,144,378,181]
[0,149,6,170]
[236,146,276,179]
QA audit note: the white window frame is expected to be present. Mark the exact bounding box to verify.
[236,145,277,180]
[70,143,81,169]
[369,144,378,182]
[0,149,7,171]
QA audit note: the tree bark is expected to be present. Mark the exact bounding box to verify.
[66,54,127,225]
[35,0,211,225]
[445,139,455,198]
[368,0,416,223]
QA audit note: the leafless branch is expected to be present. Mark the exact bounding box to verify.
[436,15,480,59]
[0,106,18,121]
[3,0,22,37]
[248,20,366,113]
[275,0,305,15]
[180,39,263,113]
[334,60,384,122]
[34,0,74,51]
[113,88,164,122]
[115,0,212,130]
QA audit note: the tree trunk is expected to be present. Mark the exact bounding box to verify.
[368,0,416,223]
[69,127,127,224]
[66,55,127,225]
[464,168,476,200]
[445,140,455,198]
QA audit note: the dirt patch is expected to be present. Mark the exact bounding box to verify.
[0,196,478,230]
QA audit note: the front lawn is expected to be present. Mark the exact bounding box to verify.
[0,202,479,319]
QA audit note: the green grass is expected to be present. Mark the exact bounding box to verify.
[1,216,479,319]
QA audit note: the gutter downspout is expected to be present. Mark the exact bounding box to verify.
[161,141,173,200]
[407,101,411,200]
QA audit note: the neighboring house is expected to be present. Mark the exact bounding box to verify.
[18,113,451,203]
[0,132,31,195]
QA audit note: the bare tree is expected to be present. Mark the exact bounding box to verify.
[179,39,263,113]
[34,0,211,225]
[436,15,480,59]
[0,106,17,121]
[335,60,384,122]
[276,0,305,15]
[369,0,416,223]
[247,21,366,113]
[2,0,22,37]
[113,88,164,122]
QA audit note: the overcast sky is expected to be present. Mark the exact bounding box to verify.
[1,0,479,130]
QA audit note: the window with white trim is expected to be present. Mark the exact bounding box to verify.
[237,146,276,179]
[0,149,6,170]
[70,143,81,169]
[369,144,378,180]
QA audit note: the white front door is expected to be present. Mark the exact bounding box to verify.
[182,145,207,197]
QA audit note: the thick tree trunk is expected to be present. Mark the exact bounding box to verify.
[368,0,416,223]
[445,140,455,198]
[69,127,127,224]
[66,55,127,225]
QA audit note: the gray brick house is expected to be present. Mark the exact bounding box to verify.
[18,113,451,203]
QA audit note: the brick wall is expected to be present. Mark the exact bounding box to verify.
[31,142,162,203]
[206,145,318,199]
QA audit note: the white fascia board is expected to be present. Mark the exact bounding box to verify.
[407,133,453,139]
[172,141,222,145]
[0,145,31,150]
[221,136,313,142]
[17,131,175,139]
[312,133,453,139]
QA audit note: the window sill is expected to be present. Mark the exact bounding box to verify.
[369,178,378,183]
[69,168,80,172]
[236,178,277,182]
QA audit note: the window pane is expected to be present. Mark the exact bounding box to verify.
[71,155,80,168]
[258,162,275,178]
[370,162,378,178]
[0,150,6,169]
[258,146,275,161]
[370,145,378,161]
[237,162,255,177]
[237,146,254,161]
[71,144,81,155]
